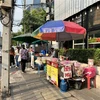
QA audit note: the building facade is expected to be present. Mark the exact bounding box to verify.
[54,0,99,20]
[54,0,100,48]
[25,0,46,10]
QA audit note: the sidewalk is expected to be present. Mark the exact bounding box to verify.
[1,67,100,100]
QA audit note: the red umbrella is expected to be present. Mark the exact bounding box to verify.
[39,20,86,41]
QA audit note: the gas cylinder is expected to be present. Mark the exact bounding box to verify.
[60,79,67,92]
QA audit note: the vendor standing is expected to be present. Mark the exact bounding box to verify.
[49,48,56,57]
[62,45,70,60]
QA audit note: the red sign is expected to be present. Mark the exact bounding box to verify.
[64,72,72,79]
[52,62,58,68]
[47,60,51,65]
[63,65,72,79]
[64,66,71,71]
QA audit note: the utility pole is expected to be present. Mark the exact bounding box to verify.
[24,0,26,9]
[0,0,12,97]
[49,0,52,21]
[23,0,26,34]
[48,0,54,46]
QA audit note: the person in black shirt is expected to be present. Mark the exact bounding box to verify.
[63,45,70,60]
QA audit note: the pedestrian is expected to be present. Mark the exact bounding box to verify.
[29,46,34,69]
[28,46,34,62]
[10,46,15,68]
[15,46,20,68]
[20,44,28,73]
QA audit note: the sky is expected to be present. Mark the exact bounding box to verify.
[13,0,23,32]
[0,0,23,35]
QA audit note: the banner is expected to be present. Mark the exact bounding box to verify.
[51,66,58,86]
[46,61,58,87]
[47,64,51,78]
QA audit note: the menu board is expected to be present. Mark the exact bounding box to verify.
[46,61,58,87]
[47,60,51,80]
[51,66,58,86]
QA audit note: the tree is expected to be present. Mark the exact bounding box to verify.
[21,8,46,33]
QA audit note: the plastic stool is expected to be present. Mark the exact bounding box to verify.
[86,76,96,89]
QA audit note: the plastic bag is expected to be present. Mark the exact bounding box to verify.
[18,55,21,62]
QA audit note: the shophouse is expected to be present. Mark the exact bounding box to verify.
[54,0,100,48]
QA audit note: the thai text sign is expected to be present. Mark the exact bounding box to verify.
[64,64,72,79]
[47,61,58,87]
[51,66,58,86]
[47,64,51,79]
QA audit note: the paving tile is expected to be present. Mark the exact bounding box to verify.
[37,97,45,100]
[35,95,43,98]
[66,97,78,100]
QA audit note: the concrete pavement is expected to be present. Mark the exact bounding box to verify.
[1,67,100,100]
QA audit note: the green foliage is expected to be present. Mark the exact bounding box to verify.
[21,8,46,33]
[94,49,100,65]
[59,48,65,55]
[59,48,96,63]
[68,48,95,63]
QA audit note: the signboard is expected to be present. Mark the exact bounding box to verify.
[63,64,72,79]
[51,66,58,86]
[47,60,51,80]
[47,64,51,79]
[46,61,58,87]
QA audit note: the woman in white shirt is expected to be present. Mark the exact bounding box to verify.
[15,46,20,68]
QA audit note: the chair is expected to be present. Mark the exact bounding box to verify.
[84,67,96,89]
[86,75,96,89]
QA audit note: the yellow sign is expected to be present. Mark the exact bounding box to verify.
[51,66,58,86]
[47,62,58,87]
[47,64,51,76]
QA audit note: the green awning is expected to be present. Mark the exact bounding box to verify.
[12,33,38,43]
[32,40,48,45]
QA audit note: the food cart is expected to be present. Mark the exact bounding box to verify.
[46,59,87,89]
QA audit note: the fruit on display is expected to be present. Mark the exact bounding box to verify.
[96,38,100,42]
[88,37,100,43]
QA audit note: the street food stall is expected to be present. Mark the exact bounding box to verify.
[32,20,96,90]
[45,58,96,90]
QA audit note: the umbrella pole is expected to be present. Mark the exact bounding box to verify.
[83,39,85,49]
[72,40,75,49]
